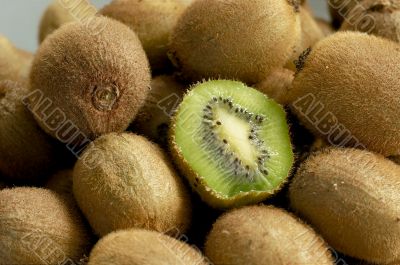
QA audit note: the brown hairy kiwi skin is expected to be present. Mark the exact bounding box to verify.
[73,132,191,237]
[169,0,301,84]
[254,68,294,105]
[0,187,92,264]
[30,17,151,141]
[340,0,400,42]
[205,205,334,265]
[0,35,33,85]
[287,32,400,157]
[316,18,335,36]
[100,0,187,73]
[286,7,324,71]
[133,75,185,145]
[0,81,60,182]
[289,148,400,264]
[88,229,209,265]
[38,0,76,43]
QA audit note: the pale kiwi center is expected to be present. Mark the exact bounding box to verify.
[92,84,120,111]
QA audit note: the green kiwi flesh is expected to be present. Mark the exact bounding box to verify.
[170,80,293,209]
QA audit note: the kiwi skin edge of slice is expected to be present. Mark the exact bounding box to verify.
[169,80,294,209]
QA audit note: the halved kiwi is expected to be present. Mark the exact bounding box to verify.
[170,80,293,209]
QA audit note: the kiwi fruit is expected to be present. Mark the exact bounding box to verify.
[73,132,192,237]
[0,187,92,264]
[30,17,151,141]
[0,80,60,182]
[316,18,335,36]
[340,0,400,42]
[133,75,185,145]
[88,229,209,265]
[255,68,294,105]
[205,205,334,265]
[0,35,33,85]
[100,0,187,73]
[38,0,76,43]
[289,148,400,264]
[169,80,293,209]
[287,32,400,157]
[169,0,301,84]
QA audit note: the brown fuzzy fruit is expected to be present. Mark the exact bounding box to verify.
[289,148,400,264]
[205,205,333,265]
[287,32,400,157]
[88,229,209,265]
[133,75,185,144]
[30,17,151,141]
[0,35,33,85]
[100,0,187,73]
[340,0,400,42]
[0,187,92,264]
[73,132,192,237]
[38,0,76,43]
[0,81,59,182]
[169,0,301,84]
[255,68,294,105]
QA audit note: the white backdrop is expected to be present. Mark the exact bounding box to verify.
[0,0,329,52]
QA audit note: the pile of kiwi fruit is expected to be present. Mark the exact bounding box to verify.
[1,0,399,264]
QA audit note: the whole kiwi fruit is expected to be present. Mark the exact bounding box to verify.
[169,0,301,84]
[0,80,59,182]
[0,187,92,264]
[255,68,294,105]
[289,148,400,264]
[205,205,334,265]
[30,17,151,141]
[88,229,210,265]
[133,75,185,145]
[100,0,187,73]
[73,132,192,237]
[38,0,76,43]
[287,32,400,157]
[340,0,400,43]
[0,35,33,85]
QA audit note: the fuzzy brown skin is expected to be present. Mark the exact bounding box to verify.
[0,81,60,182]
[73,132,192,237]
[88,229,209,265]
[0,187,92,264]
[289,148,400,264]
[316,18,335,36]
[255,68,294,105]
[38,0,76,43]
[205,205,333,265]
[133,75,185,143]
[340,0,400,42]
[100,0,187,73]
[286,7,324,70]
[0,35,33,85]
[287,32,400,157]
[30,17,151,141]
[169,0,301,84]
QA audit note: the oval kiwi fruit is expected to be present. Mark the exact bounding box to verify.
[169,0,301,84]
[287,32,400,157]
[88,229,209,265]
[170,80,293,209]
[205,205,334,265]
[38,0,76,43]
[30,17,151,141]
[73,132,192,237]
[0,35,33,84]
[0,187,92,264]
[0,81,59,182]
[340,0,400,42]
[289,148,400,264]
[100,0,187,73]
[133,75,185,145]
[255,68,294,105]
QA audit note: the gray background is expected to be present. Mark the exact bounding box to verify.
[0,0,330,52]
